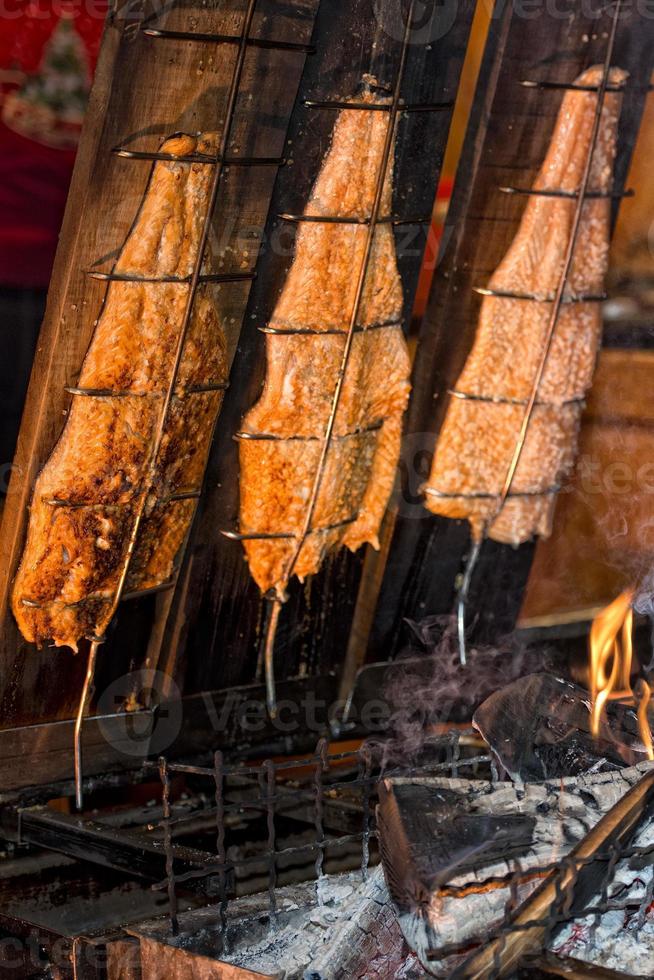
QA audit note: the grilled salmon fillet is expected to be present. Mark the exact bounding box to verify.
[424,66,626,544]
[12,133,227,649]
[239,84,410,597]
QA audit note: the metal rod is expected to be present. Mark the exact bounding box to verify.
[87,270,254,284]
[358,744,372,881]
[424,485,560,501]
[520,79,627,92]
[234,419,383,442]
[159,757,180,937]
[143,26,315,54]
[457,537,483,667]
[498,0,623,512]
[498,185,633,199]
[278,212,430,225]
[73,639,101,811]
[213,750,229,941]
[314,738,329,888]
[262,760,277,921]
[473,285,606,303]
[221,513,358,543]
[448,389,584,407]
[264,599,282,718]
[64,381,228,398]
[305,98,453,112]
[259,317,399,336]
[113,147,285,166]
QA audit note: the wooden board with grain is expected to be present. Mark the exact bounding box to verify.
[367,0,654,663]
[0,0,319,729]
[155,0,477,702]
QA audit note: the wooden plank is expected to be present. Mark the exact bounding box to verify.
[0,0,319,727]
[0,674,336,795]
[162,0,477,702]
[520,349,654,626]
[367,0,654,662]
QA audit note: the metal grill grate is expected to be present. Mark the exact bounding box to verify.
[153,731,492,938]
[149,735,654,978]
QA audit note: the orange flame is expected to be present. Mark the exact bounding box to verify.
[589,588,653,760]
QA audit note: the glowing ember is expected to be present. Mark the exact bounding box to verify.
[589,588,653,759]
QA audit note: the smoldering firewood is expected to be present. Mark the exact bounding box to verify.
[134,871,408,980]
[377,764,654,977]
[448,768,654,978]
[304,866,407,980]
[472,673,651,781]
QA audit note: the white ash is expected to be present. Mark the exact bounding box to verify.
[219,867,407,979]
[551,812,654,975]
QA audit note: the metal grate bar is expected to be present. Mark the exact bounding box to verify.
[499,184,634,199]
[278,212,431,225]
[448,389,585,408]
[262,759,277,919]
[259,317,399,336]
[87,270,255,284]
[473,285,606,303]
[304,98,453,112]
[314,738,328,885]
[234,419,384,442]
[159,757,180,936]
[214,750,229,940]
[221,513,358,543]
[142,26,315,54]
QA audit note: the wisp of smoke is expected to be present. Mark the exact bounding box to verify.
[371,614,557,767]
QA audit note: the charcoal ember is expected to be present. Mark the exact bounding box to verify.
[473,672,651,781]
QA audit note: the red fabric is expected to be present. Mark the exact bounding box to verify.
[0,2,106,288]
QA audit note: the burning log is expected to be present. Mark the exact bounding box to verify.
[377,763,654,976]
[447,767,654,978]
[472,672,651,781]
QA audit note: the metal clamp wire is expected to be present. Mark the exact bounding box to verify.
[72,0,263,814]
[454,5,626,666]
[258,0,423,718]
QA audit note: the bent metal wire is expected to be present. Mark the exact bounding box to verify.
[438,0,631,667]
[223,0,449,721]
[70,0,311,812]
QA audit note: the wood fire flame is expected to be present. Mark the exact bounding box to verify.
[589,588,653,760]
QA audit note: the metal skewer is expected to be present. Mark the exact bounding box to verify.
[73,638,101,811]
